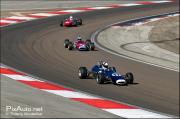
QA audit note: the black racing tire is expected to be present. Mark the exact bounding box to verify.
[125,72,134,84]
[92,72,97,79]
[96,73,105,84]
[78,67,88,79]
[68,42,73,50]
[64,39,69,48]
[85,39,91,44]
[89,43,95,51]
[60,21,63,26]
[79,18,82,25]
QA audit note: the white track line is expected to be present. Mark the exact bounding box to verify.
[44,90,101,99]
[60,9,85,13]
[7,16,36,20]
[0,19,17,23]
[30,13,58,17]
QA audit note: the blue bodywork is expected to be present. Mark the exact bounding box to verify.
[91,65,126,84]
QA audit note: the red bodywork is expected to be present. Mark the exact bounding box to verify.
[74,40,87,50]
[62,18,82,27]
[63,19,74,26]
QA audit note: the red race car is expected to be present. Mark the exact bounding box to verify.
[64,36,95,51]
[60,16,82,27]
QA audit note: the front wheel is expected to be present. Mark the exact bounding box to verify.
[68,42,73,50]
[64,39,69,48]
[85,39,91,44]
[60,21,63,26]
[79,18,82,25]
[89,43,95,51]
[125,72,134,84]
[96,73,105,84]
[79,67,88,79]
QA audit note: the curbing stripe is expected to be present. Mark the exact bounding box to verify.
[136,1,154,5]
[0,22,10,26]
[0,68,24,75]
[120,3,141,6]
[74,7,95,11]
[71,98,136,109]
[29,13,58,17]
[7,16,36,20]
[0,19,18,23]
[107,4,122,8]
[47,11,70,15]
[44,90,101,99]
[59,9,85,13]
[1,18,25,22]
[18,80,71,90]
[3,74,42,82]
[87,7,113,10]
[151,0,172,3]
[26,14,47,18]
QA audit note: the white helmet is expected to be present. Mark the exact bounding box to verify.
[70,16,73,19]
[77,35,82,41]
[102,62,108,68]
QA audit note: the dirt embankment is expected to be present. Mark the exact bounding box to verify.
[148,16,179,54]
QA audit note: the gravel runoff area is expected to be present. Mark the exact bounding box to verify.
[148,16,179,54]
[97,16,179,71]
[0,75,120,118]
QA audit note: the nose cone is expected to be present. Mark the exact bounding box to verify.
[79,44,85,47]
[79,44,87,50]
[116,79,126,84]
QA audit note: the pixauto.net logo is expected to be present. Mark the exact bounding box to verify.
[5,105,43,117]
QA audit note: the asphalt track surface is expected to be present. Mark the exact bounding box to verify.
[1,2,179,116]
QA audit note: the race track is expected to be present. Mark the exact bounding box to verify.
[1,2,179,116]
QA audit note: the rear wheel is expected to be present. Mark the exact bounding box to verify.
[125,72,134,84]
[79,18,82,25]
[68,42,73,50]
[79,67,87,79]
[60,21,63,26]
[96,73,105,84]
[89,43,95,51]
[64,39,69,48]
[85,39,91,44]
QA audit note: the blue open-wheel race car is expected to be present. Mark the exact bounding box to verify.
[78,61,134,86]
